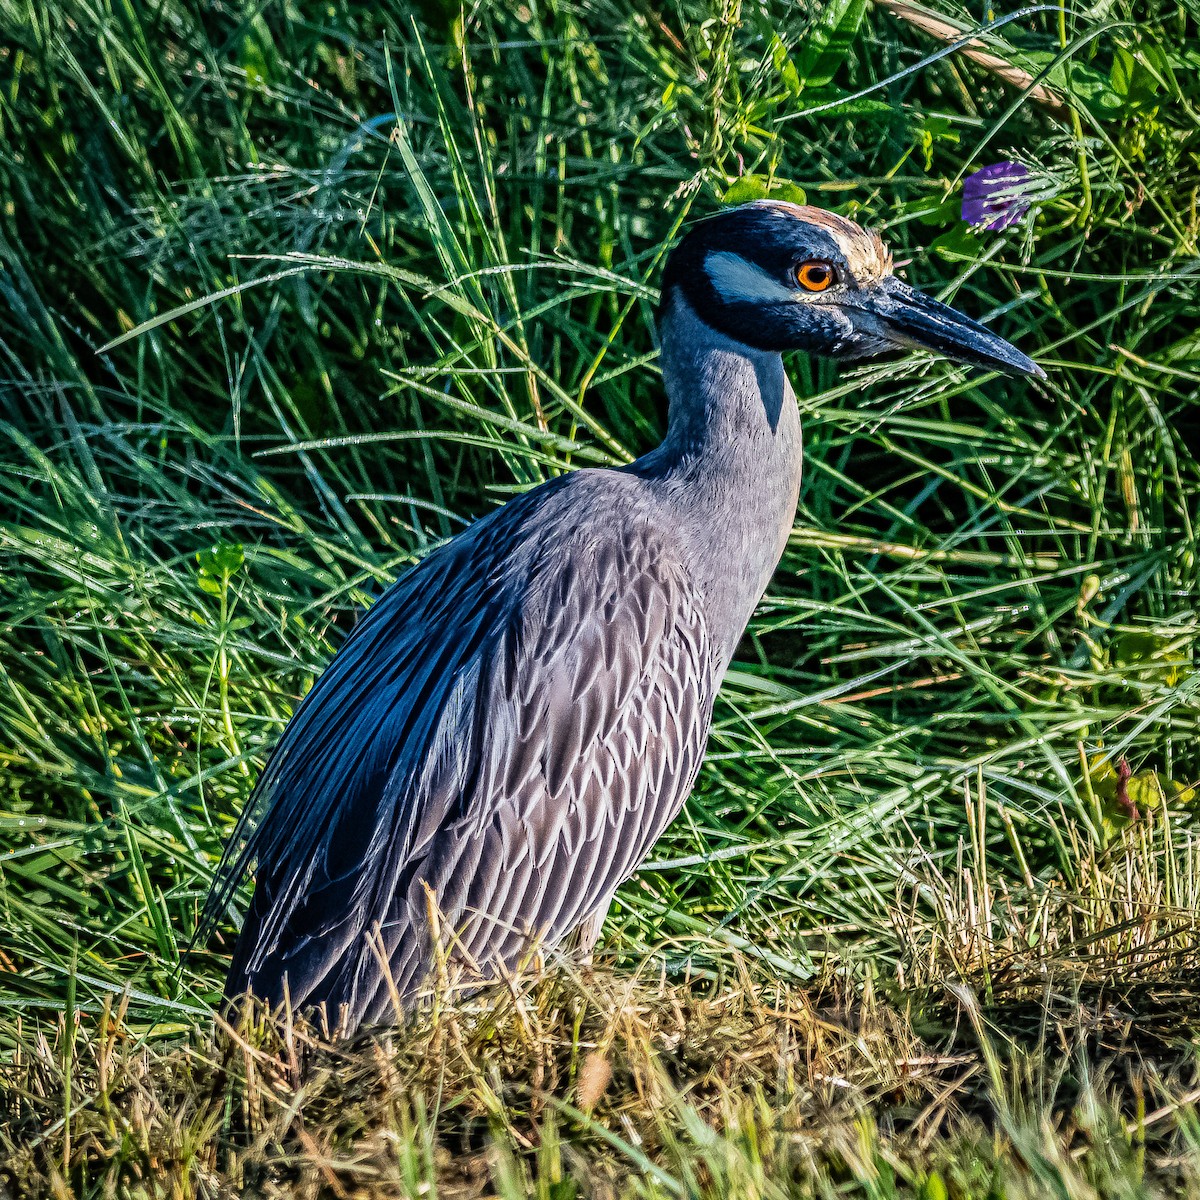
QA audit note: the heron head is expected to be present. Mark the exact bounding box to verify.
[660,200,1044,379]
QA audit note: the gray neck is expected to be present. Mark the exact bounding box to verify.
[638,293,804,671]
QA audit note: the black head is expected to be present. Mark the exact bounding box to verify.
[660,200,1043,378]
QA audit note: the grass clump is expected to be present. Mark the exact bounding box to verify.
[6,957,1200,1197]
[1,0,1198,1192]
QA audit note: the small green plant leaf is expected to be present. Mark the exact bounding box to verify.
[771,34,802,98]
[197,542,245,596]
[1110,46,1162,110]
[722,174,807,206]
[930,223,983,260]
[792,0,868,91]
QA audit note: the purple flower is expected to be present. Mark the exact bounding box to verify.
[962,161,1032,231]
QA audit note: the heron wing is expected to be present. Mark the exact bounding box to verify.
[354,507,713,1022]
[214,479,568,1003]
[215,472,713,1026]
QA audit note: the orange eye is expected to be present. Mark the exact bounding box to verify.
[795,261,834,292]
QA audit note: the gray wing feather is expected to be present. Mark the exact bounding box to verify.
[355,531,711,1023]
[214,470,713,1030]
[214,481,566,1004]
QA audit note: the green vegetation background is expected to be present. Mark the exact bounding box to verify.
[0,0,1198,1194]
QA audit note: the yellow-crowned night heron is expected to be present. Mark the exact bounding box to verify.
[210,201,1042,1032]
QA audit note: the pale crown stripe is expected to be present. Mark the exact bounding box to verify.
[705,251,799,306]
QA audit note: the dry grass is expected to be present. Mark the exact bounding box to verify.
[5,906,1200,1198]
[893,772,1200,995]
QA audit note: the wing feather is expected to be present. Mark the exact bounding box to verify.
[212,481,568,1001]
[213,470,714,1030]
[367,522,711,1011]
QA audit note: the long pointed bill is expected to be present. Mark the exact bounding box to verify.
[861,276,1045,379]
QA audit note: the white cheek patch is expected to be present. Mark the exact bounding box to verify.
[704,251,799,306]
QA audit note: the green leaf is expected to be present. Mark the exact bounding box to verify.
[239,16,278,95]
[1111,629,1189,687]
[771,34,802,98]
[197,542,245,578]
[722,174,807,206]
[197,542,245,597]
[1019,50,1125,119]
[1110,46,1136,97]
[1125,771,1164,813]
[891,194,960,227]
[930,223,983,261]
[1110,45,1162,111]
[792,0,868,91]
[796,88,893,118]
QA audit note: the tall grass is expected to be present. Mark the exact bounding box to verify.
[0,0,1197,1191]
